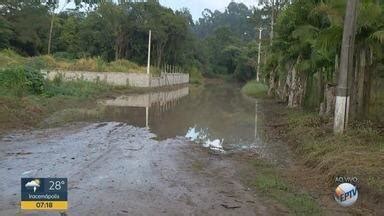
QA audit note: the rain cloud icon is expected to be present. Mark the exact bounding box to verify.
[25,179,40,192]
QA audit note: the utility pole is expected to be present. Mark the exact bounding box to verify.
[256,28,263,82]
[47,11,54,55]
[270,0,275,46]
[334,0,358,134]
[47,0,70,55]
[147,30,152,75]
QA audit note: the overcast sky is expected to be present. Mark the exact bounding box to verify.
[58,0,258,21]
[160,0,258,20]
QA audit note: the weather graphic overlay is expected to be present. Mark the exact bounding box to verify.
[21,178,68,211]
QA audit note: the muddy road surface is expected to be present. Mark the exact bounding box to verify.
[0,83,289,215]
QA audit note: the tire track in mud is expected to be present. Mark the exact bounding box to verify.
[64,122,152,212]
[68,122,126,187]
[0,122,285,215]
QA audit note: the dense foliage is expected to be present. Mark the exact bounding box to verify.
[193,2,270,81]
[1,0,383,121]
[0,1,270,81]
[264,0,384,121]
[0,0,194,68]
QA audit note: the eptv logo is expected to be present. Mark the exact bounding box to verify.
[334,183,358,207]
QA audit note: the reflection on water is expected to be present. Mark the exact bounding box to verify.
[98,86,189,128]
[102,87,189,108]
[97,83,290,164]
[100,86,189,128]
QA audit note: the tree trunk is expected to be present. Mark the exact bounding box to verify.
[268,67,276,96]
[279,62,291,102]
[322,54,339,116]
[270,0,275,46]
[115,44,119,61]
[287,56,306,108]
[156,43,165,67]
[333,54,339,84]
[277,73,288,102]
[325,84,337,116]
[356,49,366,117]
[319,68,325,103]
[319,70,326,116]
[285,62,293,105]
[321,55,339,116]
[349,50,359,119]
[363,52,372,117]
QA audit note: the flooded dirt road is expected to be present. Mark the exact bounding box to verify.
[0,82,290,215]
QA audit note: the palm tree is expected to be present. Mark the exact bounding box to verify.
[264,0,384,122]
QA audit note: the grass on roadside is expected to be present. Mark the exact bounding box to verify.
[189,67,204,84]
[0,66,114,131]
[0,49,146,73]
[285,111,384,208]
[44,76,111,98]
[241,159,322,215]
[241,80,268,98]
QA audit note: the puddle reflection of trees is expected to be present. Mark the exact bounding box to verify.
[100,86,189,128]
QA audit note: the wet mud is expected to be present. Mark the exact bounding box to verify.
[0,122,284,215]
[1,83,291,215]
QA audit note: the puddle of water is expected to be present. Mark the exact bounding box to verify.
[94,83,291,164]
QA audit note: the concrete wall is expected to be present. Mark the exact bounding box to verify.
[150,73,190,88]
[101,86,189,108]
[43,70,189,88]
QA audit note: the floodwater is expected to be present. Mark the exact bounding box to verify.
[99,82,290,164]
[0,82,291,215]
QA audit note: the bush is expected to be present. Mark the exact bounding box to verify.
[0,67,26,96]
[67,57,105,72]
[26,55,60,70]
[0,49,147,73]
[25,68,45,94]
[108,59,142,72]
[53,52,77,60]
[234,55,255,82]
[241,80,268,98]
[0,67,44,96]
[189,67,204,84]
[0,49,26,68]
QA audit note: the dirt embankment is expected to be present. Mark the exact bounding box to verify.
[0,87,152,134]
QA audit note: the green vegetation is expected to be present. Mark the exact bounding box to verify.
[189,67,204,84]
[0,65,114,131]
[44,77,111,98]
[0,1,195,71]
[284,111,384,207]
[264,0,384,122]
[193,3,264,81]
[50,57,145,73]
[0,1,263,81]
[370,79,384,121]
[0,67,44,96]
[0,50,145,73]
[241,81,268,98]
[0,0,383,212]
[242,159,322,215]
